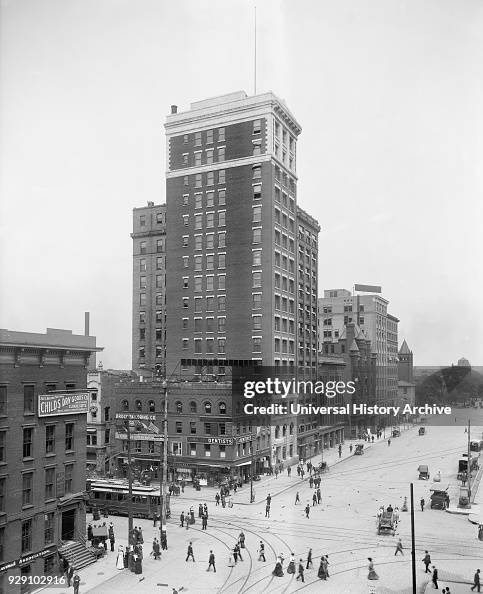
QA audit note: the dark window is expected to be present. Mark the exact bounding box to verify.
[176,401,182,414]
[0,478,5,512]
[44,512,54,545]
[204,423,212,435]
[22,473,33,506]
[219,402,226,415]
[45,468,55,500]
[21,519,32,553]
[176,422,182,434]
[24,385,34,414]
[204,402,212,414]
[135,400,142,411]
[122,400,129,411]
[190,422,196,434]
[148,400,155,413]
[45,425,55,454]
[0,432,5,463]
[104,406,110,421]
[64,464,73,494]
[65,423,74,451]
[23,428,33,458]
[44,554,55,575]
[0,386,6,415]
[0,526,4,561]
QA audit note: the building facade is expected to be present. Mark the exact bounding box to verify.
[160,91,319,469]
[131,202,167,375]
[319,289,399,407]
[104,378,270,486]
[0,328,100,592]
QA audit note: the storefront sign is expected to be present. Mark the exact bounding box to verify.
[236,435,255,444]
[207,437,234,445]
[115,413,157,421]
[0,545,57,572]
[56,470,65,498]
[115,432,164,442]
[38,392,89,417]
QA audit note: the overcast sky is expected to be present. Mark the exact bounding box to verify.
[1,0,482,368]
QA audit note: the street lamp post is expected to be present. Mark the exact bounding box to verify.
[250,437,254,503]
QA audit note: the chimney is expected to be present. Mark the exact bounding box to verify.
[171,105,178,114]
[84,312,90,336]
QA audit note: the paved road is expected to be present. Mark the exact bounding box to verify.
[37,424,483,594]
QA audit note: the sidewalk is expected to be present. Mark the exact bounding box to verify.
[168,429,406,507]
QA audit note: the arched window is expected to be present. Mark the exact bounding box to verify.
[204,401,212,414]
[122,400,129,411]
[176,401,183,414]
[282,424,287,437]
[135,400,142,411]
[148,400,155,413]
[190,401,197,413]
[275,425,280,439]
[289,422,294,435]
[219,402,226,415]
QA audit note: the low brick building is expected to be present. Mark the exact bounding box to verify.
[0,327,101,592]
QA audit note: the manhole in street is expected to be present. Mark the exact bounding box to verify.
[97,572,105,575]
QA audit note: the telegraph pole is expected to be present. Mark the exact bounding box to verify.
[160,380,169,546]
[410,483,416,594]
[468,419,472,499]
[126,420,134,545]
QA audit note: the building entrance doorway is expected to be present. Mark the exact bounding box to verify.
[61,509,76,541]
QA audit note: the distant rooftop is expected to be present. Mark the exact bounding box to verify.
[0,328,102,352]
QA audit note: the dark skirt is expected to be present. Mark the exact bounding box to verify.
[272,563,284,577]
[287,561,295,574]
[135,558,142,574]
[318,564,327,579]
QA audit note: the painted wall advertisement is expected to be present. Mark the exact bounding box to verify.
[38,392,89,417]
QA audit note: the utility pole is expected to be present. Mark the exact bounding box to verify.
[468,418,472,499]
[160,380,169,546]
[125,420,134,546]
[410,483,416,594]
[250,437,254,503]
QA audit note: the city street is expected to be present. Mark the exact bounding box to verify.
[38,422,483,594]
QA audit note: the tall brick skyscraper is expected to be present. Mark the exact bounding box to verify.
[164,91,320,466]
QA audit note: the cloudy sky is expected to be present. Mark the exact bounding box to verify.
[1,0,482,368]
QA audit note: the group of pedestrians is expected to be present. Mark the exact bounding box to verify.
[271,549,329,583]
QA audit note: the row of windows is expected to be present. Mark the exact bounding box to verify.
[139,259,165,273]
[139,240,166,255]
[192,232,226,251]
[183,295,226,312]
[274,186,295,212]
[139,311,165,325]
[139,211,165,227]
[189,338,228,354]
[181,252,227,270]
[274,294,295,313]
[0,465,74,515]
[139,276,165,290]
[274,251,295,273]
[190,317,226,333]
[274,230,295,252]
[0,384,75,416]
[274,316,295,333]
[274,338,295,354]
[184,127,225,146]
[120,399,226,415]
[5,515,57,558]
[138,346,164,359]
[139,293,165,306]
[138,328,165,341]
[274,208,295,231]
[182,147,225,167]
[184,169,225,188]
[183,211,226,229]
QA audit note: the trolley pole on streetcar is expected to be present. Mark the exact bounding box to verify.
[160,379,168,546]
[410,483,416,594]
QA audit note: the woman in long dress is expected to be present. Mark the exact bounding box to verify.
[318,557,327,580]
[272,557,284,577]
[116,545,124,570]
[287,554,296,574]
[367,558,379,580]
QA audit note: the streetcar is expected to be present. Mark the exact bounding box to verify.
[86,479,171,519]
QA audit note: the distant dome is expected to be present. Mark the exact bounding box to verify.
[457,357,471,368]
